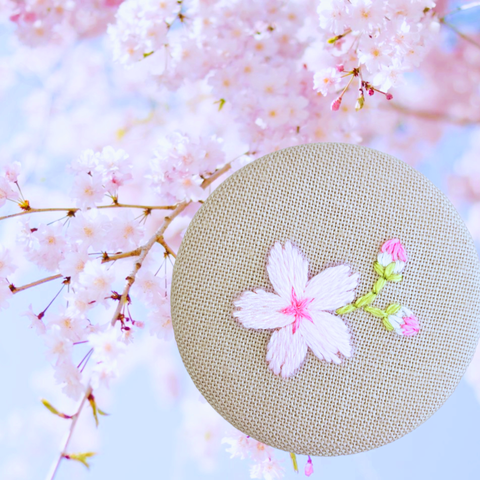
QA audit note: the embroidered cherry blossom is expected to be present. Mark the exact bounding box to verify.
[388,306,420,337]
[377,238,407,273]
[233,242,359,378]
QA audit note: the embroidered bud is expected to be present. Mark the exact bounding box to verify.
[377,238,407,273]
[331,97,342,111]
[305,456,314,476]
[388,306,419,337]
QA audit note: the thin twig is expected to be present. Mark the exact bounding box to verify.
[439,18,480,50]
[10,274,63,294]
[45,385,92,480]
[386,102,480,125]
[201,162,232,189]
[441,1,480,18]
[0,203,176,221]
[157,238,177,258]
[109,201,190,327]
[102,248,142,264]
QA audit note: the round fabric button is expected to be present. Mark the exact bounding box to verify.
[171,142,480,456]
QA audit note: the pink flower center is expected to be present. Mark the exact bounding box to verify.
[281,287,314,334]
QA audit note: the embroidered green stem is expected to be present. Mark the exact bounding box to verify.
[336,261,402,317]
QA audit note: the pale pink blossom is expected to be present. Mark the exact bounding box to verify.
[54,359,85,400]
[69,149,99,174]
[78,260,115,306]
[0,280,13,311]
[4,161,21,182]
[234,242,359,377]
[132,269,165,305]
[23,223,66,271]
[23,305,46,335]
[48,309,89,342]
[88,327,127,364]
[148,297,173,340]
[96,146,132,193]
[313,67,341,96]
[44,325,73,364]
[71,172,105,209]
[68,209,111,250]
[59,247,90,281]
[0,176,17,207]
[250,458,284,480]
[0,245,17,277]
[222,432,254,460]
[108,211,144,251]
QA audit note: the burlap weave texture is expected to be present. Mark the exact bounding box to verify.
[171,142,480,456]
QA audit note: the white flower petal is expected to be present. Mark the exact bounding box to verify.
[266,241,308,301]
[304,265,359,311]
[266,325,307,378]
[299,311,352,364]
[233,289,291,330]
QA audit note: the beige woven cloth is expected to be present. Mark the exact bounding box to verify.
[171,143,480,456]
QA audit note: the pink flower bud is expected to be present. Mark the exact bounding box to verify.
[401,315,420,336]
[386,93,393,100]
[380,238,407,262]
[388,307,420,337]
[331,97,342,111]
[368,88,374,96]
[335,64,344,72]
[305,456,314,476]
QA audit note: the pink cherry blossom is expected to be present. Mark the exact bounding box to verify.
[4,161,21,182]
[77,260,115,306]
[0,246,17,277]
[0,280,13,311]
[233,242,359,377]
[313,67,341,96]
[71,172,105,209]
[250,458,284,480]
[23,305,46,335]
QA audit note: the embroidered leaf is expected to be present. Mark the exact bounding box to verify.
[63,452,96,469]
[373,277,386,294]
[41,399,72,419]
[385,303,401,315]
[384,262,396,278]
[373,261,385,277]
[364,306,386,318]
[386,273,402,282]
[336,304,356,315]
[354,292,376,308]
[382,317,394,331]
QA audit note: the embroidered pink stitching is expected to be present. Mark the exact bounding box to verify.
[233,241,359,378]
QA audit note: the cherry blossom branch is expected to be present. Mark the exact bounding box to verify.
[386,102,480,125]
[10,274,63,294]
[109,201,190,327]
[46,385,92,480]
[201,162,232,189]
[48,203,189,479]
[102,248,143,263]
[0,203,177,221]
[439,18,480,50]
[157,238,177,258]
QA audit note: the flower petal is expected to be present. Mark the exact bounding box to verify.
[266,325,307,378]
[299,311,352,364]
[233,289,292,329]
[266,241,309,301]
[304,264,359,311]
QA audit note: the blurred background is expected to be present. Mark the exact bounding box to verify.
[1,1,480,479]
